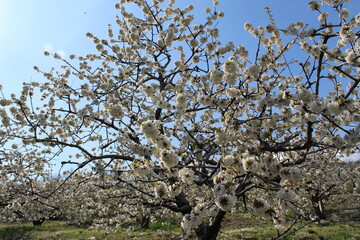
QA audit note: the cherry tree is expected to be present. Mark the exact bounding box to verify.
[285,151,355,221]
[340,159,360,194]
[1,0,359,239]
[0,148,62,226]
[60,171,176,230]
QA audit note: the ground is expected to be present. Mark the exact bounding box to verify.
[1,194,359,240]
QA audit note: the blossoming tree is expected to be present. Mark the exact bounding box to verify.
[0,148,61,226]
[1,0,359,239]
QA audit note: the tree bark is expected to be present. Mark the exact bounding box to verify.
[32,218,45,226]
[317,199,326,220]
[138,215,150,229]
[195,210,226,240]
[311,195,326,220]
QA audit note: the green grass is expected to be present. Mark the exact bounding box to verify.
[0,220,181,240]
[0,221,106,240]
[219,218,360,240]
[1,216,359,240]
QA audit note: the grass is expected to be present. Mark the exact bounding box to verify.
[1,194,359,240]
[0,221,104,240]
[1,216,359,240]
[0,220,181,240]
[219,221,360,240]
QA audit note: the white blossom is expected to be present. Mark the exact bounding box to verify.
[243,156,259,172]
[318,12,329,22]
[107,105,124,119]
[209,69,223,84]
[154,182,168,198]
[159,150,179,169]
[339,8,349,19]
[141,120,160,140]
[308,1,320,11]
[179,168,195,184]
[215,194,236,212]
[223,60,238,74]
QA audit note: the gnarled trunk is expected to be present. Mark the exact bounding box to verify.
[195,210,226,240]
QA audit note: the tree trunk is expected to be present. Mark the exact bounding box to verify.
[317,199,326,220]
[311,195,326,220]
[32,218,45,226]
[139,215,150,229]
[195,210,226,240]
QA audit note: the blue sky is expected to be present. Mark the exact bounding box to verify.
[2,0,359,96]
[1,0,117,94]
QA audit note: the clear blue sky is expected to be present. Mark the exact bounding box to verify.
[2,0,359,96]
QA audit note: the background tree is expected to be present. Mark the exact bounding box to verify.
[0,148,62,226]
[1,0,359,239]
[283,150,356,221]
